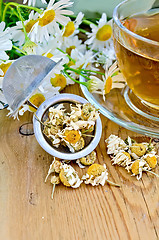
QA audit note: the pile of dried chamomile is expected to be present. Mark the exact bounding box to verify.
[105,135,159,180]
[42,102,99,153]
[45,151,120,199]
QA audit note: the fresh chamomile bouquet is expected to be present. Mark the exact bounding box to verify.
[0,0,126,119]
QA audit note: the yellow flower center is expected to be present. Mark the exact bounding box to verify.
[96,25,112,41]
[66,45,76,55]
[39,10,55,27]
[64,130,81,144]
[87,164,106,178]
[29,93,45,112]
[131,160,139,175]
[68,60,75,67]
[50,74,67,91]
[123,152,131,159]
[46,52,53,58]
[145,156,157,169]
[104,76,112,94]
[0,62,12,77]
[25,19,37,33]
[42,52,53,58]
[63,22,75,37]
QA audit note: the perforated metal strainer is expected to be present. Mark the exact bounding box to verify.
[2,55,60,115]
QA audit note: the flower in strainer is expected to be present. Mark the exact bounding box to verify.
[0,22,12,60]
[85,13,113,51]
[29,0,74,43]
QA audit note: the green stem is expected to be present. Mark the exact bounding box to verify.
[106,179,120,187]
[0,0,3,22]
[11,49,25,57]
[12,45,27,55]
[57,48,75,63]
[82,19,97,26]
[8,6,21,19]
[63,70,88,87]
[2,2,42,21]
[81,69,105,76]
[65,66,91,80]
[16,6,28,41]
[78,28,89,34]
[51,184,56,199]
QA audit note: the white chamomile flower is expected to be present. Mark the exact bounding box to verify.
[7,86,60,119]
[102,62,126,100]
[29,0,74,43]
[96,41,116,68]
[0,22,12,60]
[0,60,14,109]
[42,57,72,90]
[69,49,97,80]
[62,12,84,38]
[92,62,126,100]
[35,35,62,56]
[85,13,113,51]
[62,35,86,55]
[0,60,13,80]
[23,0,47,6]
[86,75,104,93]
[10,11,39,46]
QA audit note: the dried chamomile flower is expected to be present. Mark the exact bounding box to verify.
[48,104,65,126]
[124,136,136,146]
[69,104,82,122]
[130,143,146,157]
[51,175,61,185]
[142,154,158,169]
[81,151,96,166]
[82,163,120,187]
[64,129,81,144]
[50,175,61,199]
[105,134,128,155]
[45,158,62,182]
[111,151,132,170]
[43,102,99,153]
[131,159,149,180]
[72,137,85,151]
[59,164,82,188]
[81,103,99,121]
[81,124,94,133]
[106,134,159,180]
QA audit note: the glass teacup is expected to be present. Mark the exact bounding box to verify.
[113,0,159,111]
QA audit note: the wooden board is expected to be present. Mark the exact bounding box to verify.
[0,84,158,240]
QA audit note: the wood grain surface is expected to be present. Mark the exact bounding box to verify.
[0,84,159,240]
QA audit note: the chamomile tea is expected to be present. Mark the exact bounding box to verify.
[114,11,159,106]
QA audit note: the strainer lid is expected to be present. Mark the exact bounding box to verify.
[2,55,59,114]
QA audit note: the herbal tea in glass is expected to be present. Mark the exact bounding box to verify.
[113,0,159,109]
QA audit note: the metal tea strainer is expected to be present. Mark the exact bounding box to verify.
[2,55,60,115]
